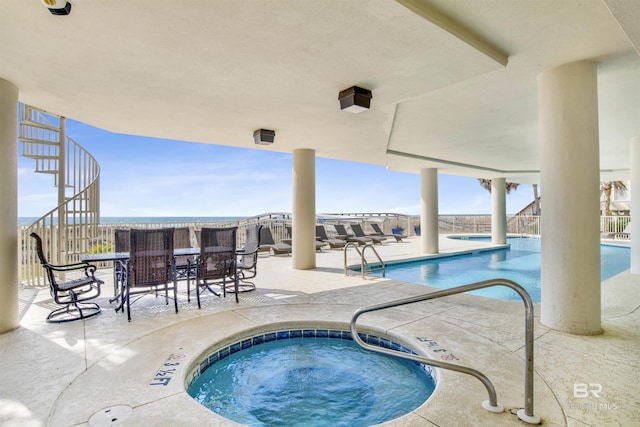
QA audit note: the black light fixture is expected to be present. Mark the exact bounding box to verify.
[253,129,276,145]
[42,0,72,15]
[338,86,372,113]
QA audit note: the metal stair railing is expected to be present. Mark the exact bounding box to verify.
[343,242,386,278]
[19,104,101,287]
[350,279,541,425]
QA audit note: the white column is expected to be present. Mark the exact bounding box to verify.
[491,178,507,244]
[538,61,601,335]
[420,168,439,254]
[630,136,640,275]
[0,79,19,334]
[292,149,316,270]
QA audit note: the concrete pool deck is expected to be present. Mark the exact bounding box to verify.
[2,236,638,426]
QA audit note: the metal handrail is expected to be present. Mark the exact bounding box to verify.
[361,244,385,278]
[350,279,541,424]
[343,242,386,278]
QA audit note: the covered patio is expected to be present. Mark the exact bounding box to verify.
[3,236,639,426]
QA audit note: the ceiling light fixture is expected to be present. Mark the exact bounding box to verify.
[42,0,72,15]
[253,129,275,145]
[338,86,372,113]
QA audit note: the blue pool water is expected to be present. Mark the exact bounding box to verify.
[375,237,630,302]
[188,335,436,427]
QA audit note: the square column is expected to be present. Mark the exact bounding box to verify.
[538,61,601,335]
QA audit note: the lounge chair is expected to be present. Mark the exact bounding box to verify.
[125,228,178,321]
[371,223,406,242]
[316,225,347,249]
[31,232,103,323]
[259,227,292,255]
[351,224,385,244]
[285,225,327,251]
[333,224,370,245]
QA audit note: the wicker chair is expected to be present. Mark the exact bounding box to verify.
[195,227,239,307]
[371,223,405,242]
[113,229,130,298]
[173,227,194,281]
[31,232,103,323]
[125,228,177,321]
[285,225,326,251]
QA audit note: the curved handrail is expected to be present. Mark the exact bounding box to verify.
[350,279,541,424]
[20,105,101,285]
[361,244,385,278]
[343,242,386,278]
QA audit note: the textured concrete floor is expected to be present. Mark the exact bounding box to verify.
[2,236,638,426]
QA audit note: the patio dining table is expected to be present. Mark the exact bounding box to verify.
[80,247,242,309]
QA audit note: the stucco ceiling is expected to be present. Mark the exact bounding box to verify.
[1,0,638,184]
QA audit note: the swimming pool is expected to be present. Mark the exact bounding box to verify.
[186,328,436,427]
[374,237,630,302]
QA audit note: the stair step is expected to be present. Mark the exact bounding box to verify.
[23,154,59,161]
[19,137,60,146]
[20,120,60,132]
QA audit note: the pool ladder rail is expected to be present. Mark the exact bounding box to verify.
[350,279,541,425]
[343,242,386,278]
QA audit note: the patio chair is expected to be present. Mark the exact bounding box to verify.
[112,229,130,303]
[125,228,177,321]
[259,227,292,255]
[316,225,346,249]
[31,232,103,323]
[371,223,406,242]
[233,224,262,292]
[333,224,370,245]
[173,227,194,281]
[285,225,326,251]
[195,227,239,307]
[351,224,386,244]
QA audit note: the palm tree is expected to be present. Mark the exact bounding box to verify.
[600,181,628,216]
[477,179,520,194]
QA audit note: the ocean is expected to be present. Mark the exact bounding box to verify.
[18,216,246,226]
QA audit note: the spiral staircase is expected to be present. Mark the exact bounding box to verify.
[19,104,101,286]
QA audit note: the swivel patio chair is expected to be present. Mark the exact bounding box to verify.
[31,232,103,323]
[351,224,386,244]
[233,224,262,292]
[195,227,239,307]
[259,226,292,255]
[125,228,177,321]
[333,224,370,245]
[371,223,406,242]
[316,225,347,249]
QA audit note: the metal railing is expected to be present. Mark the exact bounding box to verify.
[20,105,100,286]
[350,279,541,424]
[343,242,386,278]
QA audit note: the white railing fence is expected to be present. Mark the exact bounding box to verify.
[18,214,630,287]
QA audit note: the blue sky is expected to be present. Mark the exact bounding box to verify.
[18,119,535,218]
